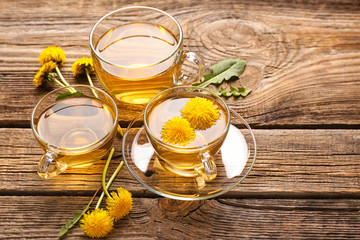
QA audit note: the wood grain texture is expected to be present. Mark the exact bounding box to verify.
[1,128,359,196]
[0,196,359,239]
[1,0,360,238]
[0,0,360,126]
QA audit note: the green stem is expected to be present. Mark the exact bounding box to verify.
[58,185,102,237]
[55,66,76,93]
[55,66,69,86]
[117,125,123,137]
[95,160,124,209]
[102,148,115,200]
[53,77,66,87]
[85,68,94,87]
[195,81,211,88]
[85,68,98,98]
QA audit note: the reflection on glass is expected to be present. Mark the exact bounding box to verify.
[221,124,248,179]
[132,128,154,172]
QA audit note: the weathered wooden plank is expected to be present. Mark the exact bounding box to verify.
[1,0,360,126]
[1,128,359,196]
[0,196,359,239]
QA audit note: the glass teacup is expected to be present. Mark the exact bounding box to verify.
[90,6,204,120]
[143,86,230,181]
[31,85,118,179]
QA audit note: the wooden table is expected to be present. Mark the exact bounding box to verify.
[1,0,360,239]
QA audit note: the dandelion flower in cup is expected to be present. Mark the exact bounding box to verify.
[71,57,94,77]
[181,97,220,130]
[80,209,114,238]
[33,61,58,87]
[106,187,133,221]
[39,46,66,66]
[161,116,196,146]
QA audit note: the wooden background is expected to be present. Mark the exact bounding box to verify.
[1,0,360,239]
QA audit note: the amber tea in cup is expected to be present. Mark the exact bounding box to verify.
[144,86,230,181]
[93,22,179,104]
[90,6,204,119]
[31,85,118,179]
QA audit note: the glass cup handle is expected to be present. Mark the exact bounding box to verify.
[37,151,68,179]
[195,152,217,181]
[176,51,205,86]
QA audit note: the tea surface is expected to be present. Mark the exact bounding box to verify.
[36,97,115,149]
[96,22,177,67]
[94,22,180,105]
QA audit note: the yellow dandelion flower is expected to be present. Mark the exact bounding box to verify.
[80,209,114,238]
[106,187,133,221]
[181,97,220,130]
[71,57,94,77]
[39,46,66,66]
[161,116,195,146]
[33,61,57,87]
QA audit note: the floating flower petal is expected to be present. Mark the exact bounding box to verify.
[80,209,114,238]
[72,57,94,77]
[161,116,195,146]
[39,46,66,66]
[181,97,220,130]
[33,61,57,87]
[106,187,133,221]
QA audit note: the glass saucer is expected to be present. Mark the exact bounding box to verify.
[122,108,256,200]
